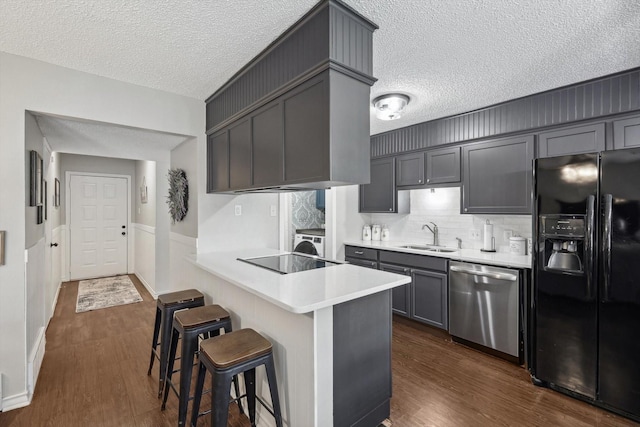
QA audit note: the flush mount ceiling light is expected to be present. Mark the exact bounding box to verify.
[373,93,410,120]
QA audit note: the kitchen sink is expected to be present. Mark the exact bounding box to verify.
[398,245,457,253]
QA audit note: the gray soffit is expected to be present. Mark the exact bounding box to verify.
[2,1,640,135]
[34,114,191,162]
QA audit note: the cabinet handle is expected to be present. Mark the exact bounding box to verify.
[427,179,430,183]
[389,208,392,211]
[418,179,422,183]
[464,208,468,212]
[354,251,364,255]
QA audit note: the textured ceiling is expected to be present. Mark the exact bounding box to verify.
[34,115,191,162]
[3,0,640,136]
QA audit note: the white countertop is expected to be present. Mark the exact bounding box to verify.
[188,248,411,314]
[344,240,532,269]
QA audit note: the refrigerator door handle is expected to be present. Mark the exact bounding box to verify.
[602,194,613,302]
[585,195,595,299]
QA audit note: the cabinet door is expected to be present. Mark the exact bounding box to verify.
[206,130,229,192]
[380,263,411,317]
[613,115,640,150]
[412,269,448,330]
[537,123,605,158]
[283,77,329,183]
[426,146,461,184]
[252,103,283,186]
[345,257,378,269]
[462,135,534,214]
[359,157,397,213]
[396,152,425,187]
[228,119,251,190]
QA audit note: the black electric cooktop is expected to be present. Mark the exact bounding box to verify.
[238,253,340,275]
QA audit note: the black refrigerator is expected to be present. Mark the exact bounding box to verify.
[532,148,640,422]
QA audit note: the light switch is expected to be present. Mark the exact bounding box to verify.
[235,205,242,216]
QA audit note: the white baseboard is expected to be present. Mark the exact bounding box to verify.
[1,391,30,412]
[27,327,46,398]
[134,272,157,299]
[48,280,62,327]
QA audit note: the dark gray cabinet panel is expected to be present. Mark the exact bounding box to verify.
[252,103,283,186]
[380,263,411,317]
[359,157,396,213]
[613,115,640,149]
[396,152,425,187]
[462,135,534,214]
[537,123,605,158]
[346,258,378,269]
[333,290,391,427]
[371,69,640,157]
[412,269,448,329]
[284,78,329,182]
[206,130,229,192]
[379,250,448,272]
[345,245,378,261]
[426,146,461,184]
[228,119,251,190]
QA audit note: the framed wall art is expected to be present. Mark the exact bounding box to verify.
[29,150,43,207]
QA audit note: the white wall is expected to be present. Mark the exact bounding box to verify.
[0,52,203,410]
[135,160,156,227]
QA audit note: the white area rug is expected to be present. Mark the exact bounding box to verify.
[76,275,143,313]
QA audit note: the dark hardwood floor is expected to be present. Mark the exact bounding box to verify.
[1,276,637,426]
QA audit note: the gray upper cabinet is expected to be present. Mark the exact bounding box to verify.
[537,123,605,158]
[283,77,329,183]
[462,135,534,215]
[396,152,424,187]
[207,130,229,192]
[228,119,252,190]
[359,157,397,213]
[252,103,284,186]
[425,146,461,185]
[613,115,640,150]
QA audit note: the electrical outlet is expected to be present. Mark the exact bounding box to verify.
[469,229,481,240]
[234,205,242,216]
[503,230,513,241]
[270,205,277,216]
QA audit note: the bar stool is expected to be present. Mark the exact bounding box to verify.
[147,289,204,397]
[191,328,283,427]
[161,304,243,426]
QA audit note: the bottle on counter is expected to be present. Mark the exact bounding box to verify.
[381,225,390,241]
[362,225,371,241]
[371,224,381,241]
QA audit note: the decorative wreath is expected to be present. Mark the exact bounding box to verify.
[167,169,188,223]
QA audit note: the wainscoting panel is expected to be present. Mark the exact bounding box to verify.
[133,223,156,297]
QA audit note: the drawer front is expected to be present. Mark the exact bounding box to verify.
[379,250,447,272]
[345,246,378,261]
[345,257,378,269]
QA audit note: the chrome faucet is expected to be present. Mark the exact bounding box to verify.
[422,222,439,246]
[455,237,462,249]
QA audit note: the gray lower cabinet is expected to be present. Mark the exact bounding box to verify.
[537,122,605,158]
[344,245,378,269]
[360,157,398,213]
[379,250,448,330]
[613,115,640,150]
[411,269,448,329]
[379,263,411,316]
[425,146,461,185]
[396,152,424,187]
[462,135,534,215]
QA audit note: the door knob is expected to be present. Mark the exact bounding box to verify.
[122,232,126,236]
[50,242,58,247]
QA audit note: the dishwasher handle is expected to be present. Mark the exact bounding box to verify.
[449,265,518,282]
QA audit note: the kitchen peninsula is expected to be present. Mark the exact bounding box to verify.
[189,248,410,427]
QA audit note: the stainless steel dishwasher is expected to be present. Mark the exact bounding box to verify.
[449,261,520,357]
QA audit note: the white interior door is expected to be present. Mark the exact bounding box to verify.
[69,175,128,280]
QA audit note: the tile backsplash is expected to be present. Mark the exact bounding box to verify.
[369,187,532,252]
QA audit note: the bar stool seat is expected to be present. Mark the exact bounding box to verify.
[162,304,242,426]
[191,328,283,427]
[147,289,204,397]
